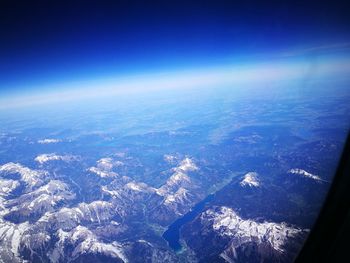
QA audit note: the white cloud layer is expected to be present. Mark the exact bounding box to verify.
[288,168,323,181]
[35,154,78,164]
[38,139,61,144]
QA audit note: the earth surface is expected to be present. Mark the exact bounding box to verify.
[0,77,349,263]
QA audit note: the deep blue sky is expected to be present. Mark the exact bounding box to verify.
[1,0,350,93]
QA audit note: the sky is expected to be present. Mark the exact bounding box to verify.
[0,0,350,102]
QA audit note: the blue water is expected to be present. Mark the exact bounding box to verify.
[162,194,215,252]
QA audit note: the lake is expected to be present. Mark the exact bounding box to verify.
[162,193,215,252]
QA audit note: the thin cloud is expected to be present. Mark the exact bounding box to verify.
[280,42,350,57]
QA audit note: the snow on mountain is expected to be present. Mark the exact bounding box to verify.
[95,158,200,223]
[21,231,51,254]
[174,157,198,173]
[38,200,116,230]
[35,153,78,164]
[163,154,178,164]
[156,158,197,197]
[0,218,30,263]
[203,206,307,253]
[288,168,323,181]
[50,225,128,263]
[101,186,123,199]
[74,239,127,262]
[88,166,118,178]
[157,172,191,197]
[88,157,123,178]
[0,179,20,212]
[37,139,61,144]
[101,178,156,206]
[0,162,48,190]
[125,182,144,192]
[0,179,20,197]
[97,157,123,170]
[0,176,74,262]
[35,180,73,196]
[149,158,202,223]
[240,172,260,187]
[164,187,193,205]
[5,180,75,218]
[97,157,114,170]
[77,201,118,224]
[124,181,155,193]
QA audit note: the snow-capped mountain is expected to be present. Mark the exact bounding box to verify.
[205,206,307,253]
[182,206,308,263]
[4,180,75,222]
[49,226,128,263]
[240,172,260,187]
[0,163,48,191]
